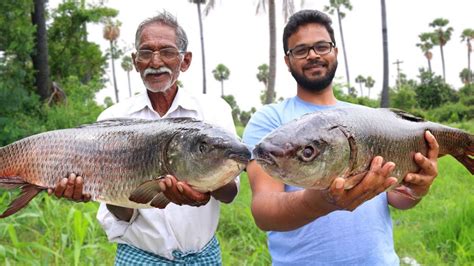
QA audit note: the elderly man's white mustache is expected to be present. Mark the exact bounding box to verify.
[143,67,172,77]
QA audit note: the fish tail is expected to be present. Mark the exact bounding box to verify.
[0,183,44,218]
[0,146,45,218]
[454,140,474,175]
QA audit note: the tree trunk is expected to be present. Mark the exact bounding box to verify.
[220,80,224,97]
[265,0,276,104]
[380,0,390,108]
[110,40,119,103]
[440,45,446,82]
[427,58,432,73]
[336,8,351,93]
[31,0,51,101]
[196,2,207,94]
[127,71,132,97]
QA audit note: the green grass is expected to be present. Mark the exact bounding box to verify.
[0,194,115,265]
[217,173,270,265]
[392,156,474,265]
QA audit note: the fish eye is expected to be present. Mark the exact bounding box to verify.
[303,146,314,157]
[298,145,319,162]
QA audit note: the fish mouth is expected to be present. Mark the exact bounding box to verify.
[229,153,251,164]
[253,144,277,166]
[255,156,276,166]
[227,145,251,164]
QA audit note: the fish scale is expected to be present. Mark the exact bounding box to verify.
[0,118,251,218]
[254,107,474,191]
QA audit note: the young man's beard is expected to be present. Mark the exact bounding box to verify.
[290,60,338,93]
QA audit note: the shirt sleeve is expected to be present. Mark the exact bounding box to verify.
[96,203,140,242]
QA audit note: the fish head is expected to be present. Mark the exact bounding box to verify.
[165,126,250,192]
[254,117,352,189]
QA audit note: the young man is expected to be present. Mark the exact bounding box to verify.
[242,9,439,265]
[52,11,238,265]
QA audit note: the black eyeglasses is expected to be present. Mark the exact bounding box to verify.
[286,41,335,59]
[136,48,184,63]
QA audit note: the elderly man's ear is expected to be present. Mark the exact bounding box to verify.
[131,52,139,72]
[180,52,192,72]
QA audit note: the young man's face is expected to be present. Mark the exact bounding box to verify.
[132,23,191,93]
[284,23,338,93]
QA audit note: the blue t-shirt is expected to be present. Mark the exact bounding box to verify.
[242,96,399,266]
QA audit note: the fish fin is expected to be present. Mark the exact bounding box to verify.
[150,194,171,208]
[0,184,44,218]
[454,151,474,175]
[77,117,199,129]
[77,118,153,129]
[0,177,27,190]
[128,180,163,204]
[389,185,420,200]
[388,108,425,122]
[343,171,367,189]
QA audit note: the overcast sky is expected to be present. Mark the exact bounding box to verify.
[49,0,473,111]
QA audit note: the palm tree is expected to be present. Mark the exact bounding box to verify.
[121,55,133,97]
[212,64,230,97]
[429,18,453,82]
[461,28,474,84]
[103,19,120,103]
[189,0,217,94]
[257,64,269,88]
[32,0,51,101]
[257,63,271,104]
[416,33,435,73]
[460,68,473,85]
[324,0,352,93]
[365,76,375,99]
[379,0,389,107]
[256,0,295,104]
[355,75,366,97]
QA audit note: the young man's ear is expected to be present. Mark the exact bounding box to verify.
[284,54,291,72]
[180,52,193,72]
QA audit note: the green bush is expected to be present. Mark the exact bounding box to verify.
[427,103,474,123]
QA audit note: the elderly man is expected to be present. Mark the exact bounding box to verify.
[52,11,238,265]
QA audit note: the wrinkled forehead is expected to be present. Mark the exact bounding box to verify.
[137,22,177,48]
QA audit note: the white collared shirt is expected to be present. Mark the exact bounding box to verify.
[96,88,239,260]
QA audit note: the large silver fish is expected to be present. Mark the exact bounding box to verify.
[0,118,250,218]
[253,107,474,190]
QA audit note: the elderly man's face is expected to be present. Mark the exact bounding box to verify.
[132,23,191,93]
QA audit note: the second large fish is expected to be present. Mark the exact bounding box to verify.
[0,118,250,218]
[253,107,474,191]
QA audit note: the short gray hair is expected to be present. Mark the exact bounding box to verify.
[134,10,188,51]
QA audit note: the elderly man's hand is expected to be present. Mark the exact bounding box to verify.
[47,173,92,202]
[156,175,210,208]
